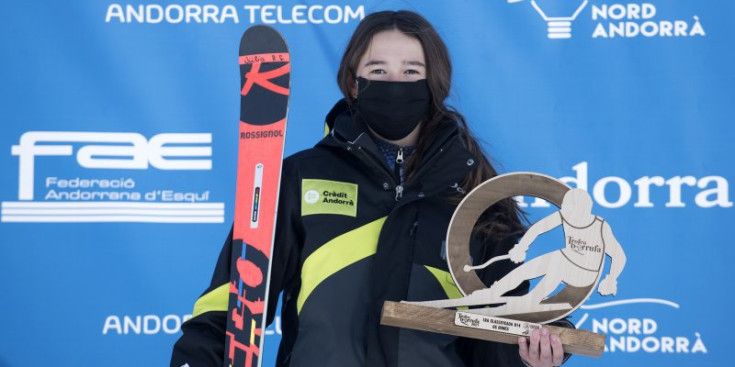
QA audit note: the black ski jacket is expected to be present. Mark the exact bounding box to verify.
[172,100,536,367]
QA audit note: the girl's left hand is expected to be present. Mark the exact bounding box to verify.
[518,327,565,367]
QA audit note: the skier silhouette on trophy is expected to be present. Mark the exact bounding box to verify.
[413,189,626,319]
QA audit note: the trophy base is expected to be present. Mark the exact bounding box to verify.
[380,301,605,357]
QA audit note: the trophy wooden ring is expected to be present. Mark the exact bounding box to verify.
[447,172,573,322]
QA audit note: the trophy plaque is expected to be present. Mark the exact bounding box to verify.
[380,172,627,357]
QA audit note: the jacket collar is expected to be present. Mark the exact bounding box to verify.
[317,99,476,193]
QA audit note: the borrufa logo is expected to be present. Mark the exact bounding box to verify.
[508,0,706,40]
[1,131,224,223]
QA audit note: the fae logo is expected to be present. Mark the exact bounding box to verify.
[2,131,224,223]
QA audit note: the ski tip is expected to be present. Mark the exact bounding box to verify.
[239,25,289,57]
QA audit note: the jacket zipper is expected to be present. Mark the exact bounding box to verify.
[394,148,405,201]
[394,185,404,201]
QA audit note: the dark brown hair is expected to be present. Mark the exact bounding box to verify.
[337,10,524,239]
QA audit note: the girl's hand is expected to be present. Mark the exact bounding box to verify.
[518,328,565,367]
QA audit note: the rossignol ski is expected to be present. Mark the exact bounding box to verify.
[224,25,290,367]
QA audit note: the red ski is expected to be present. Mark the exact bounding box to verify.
[224,25,290,367]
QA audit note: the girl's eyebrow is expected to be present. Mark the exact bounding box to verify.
[363,60,386,67]
[404,60,426,67]
[363,60,425,67]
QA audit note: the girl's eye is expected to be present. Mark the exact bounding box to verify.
[370,69,386,74]
[405,69,421,75]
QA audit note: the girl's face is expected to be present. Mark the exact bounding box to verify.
[355,29,426,84]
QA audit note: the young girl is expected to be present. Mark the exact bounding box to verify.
[172,10,567,367]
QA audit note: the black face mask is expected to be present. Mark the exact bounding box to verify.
[355,77,431,141]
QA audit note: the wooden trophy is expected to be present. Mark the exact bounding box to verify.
[381,172,626,357]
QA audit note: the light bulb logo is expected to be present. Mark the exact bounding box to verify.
[509,0,589,39]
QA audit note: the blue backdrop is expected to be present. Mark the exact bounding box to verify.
[0,1,732,366]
